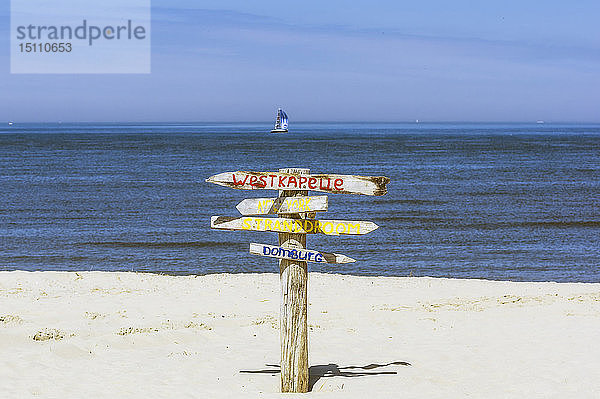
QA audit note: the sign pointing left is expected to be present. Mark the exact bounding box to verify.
[236,195,328,215]
[206,171,389,196]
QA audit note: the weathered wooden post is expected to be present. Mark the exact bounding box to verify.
[277,168,309,392]
[207,169,389,393]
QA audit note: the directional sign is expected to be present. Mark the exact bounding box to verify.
[206,167,391,394]
[249,243,355,264]
[211,216,379,236]
[206,171,389,196]
[236,195,328,215]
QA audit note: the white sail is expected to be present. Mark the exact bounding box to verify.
[281,110,288,130]
[271,108,288,133]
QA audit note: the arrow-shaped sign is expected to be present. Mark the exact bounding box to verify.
[236,195,328,215]
[207,171,389,196]
[210,216,379,236]
[249,243,355,264]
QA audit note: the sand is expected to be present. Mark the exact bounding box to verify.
[1,271,599,398]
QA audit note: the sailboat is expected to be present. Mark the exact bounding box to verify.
[270,108,288,133]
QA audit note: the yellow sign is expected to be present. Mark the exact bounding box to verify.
[211,216,378,236]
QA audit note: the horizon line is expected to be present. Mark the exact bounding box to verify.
[4,120,600,125]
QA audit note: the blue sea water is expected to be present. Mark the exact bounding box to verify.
[1,122,599,282]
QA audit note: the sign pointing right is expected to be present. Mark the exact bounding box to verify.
[249,243,356,264]
[211,216,379,236]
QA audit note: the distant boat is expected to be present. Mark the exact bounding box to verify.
[8,121,13,126]
[271,108,288,133]
[536,120,544,124]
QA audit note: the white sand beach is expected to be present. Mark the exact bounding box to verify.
[1,271,599,398]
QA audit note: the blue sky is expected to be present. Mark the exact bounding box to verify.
[1,0,599,122]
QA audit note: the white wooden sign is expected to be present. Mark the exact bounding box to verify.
[211,216,379,236]
[207,171,389,196]
[236,195,328,215]
[249,243,355,264]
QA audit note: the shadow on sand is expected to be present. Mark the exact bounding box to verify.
[240,361,411,391]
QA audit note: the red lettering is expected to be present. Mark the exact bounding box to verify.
[308,177,317,189]
[232,174,249,186]
[249,176,257,186]
[334,178,343,191]
[288,176,297,188]
[278,175,287,187]
[298,176,307,188]
[319,178,329,190]
[326,178,332,190]
[269,175,277,186]
[257,175,267,187]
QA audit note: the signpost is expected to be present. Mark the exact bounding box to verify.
[207,168,389,393]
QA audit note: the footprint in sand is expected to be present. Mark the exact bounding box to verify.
[84,311,107,320]
[116,320,212,335]
[0,315,24,326]
[32,328,73,341]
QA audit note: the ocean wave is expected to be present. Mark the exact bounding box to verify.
[80,241,237,248]
[374,217,600,229]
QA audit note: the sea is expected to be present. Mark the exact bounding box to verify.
[1,122,599,282]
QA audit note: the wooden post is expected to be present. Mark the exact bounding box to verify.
[207,168,390,393]
[278,168,309,393]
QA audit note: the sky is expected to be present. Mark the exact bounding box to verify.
[0,0,599,122]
